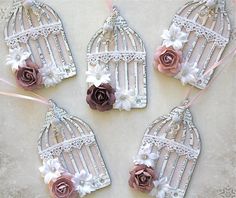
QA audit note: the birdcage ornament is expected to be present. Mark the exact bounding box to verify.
[86,6,147,112]
[38,101,111,197]
[154,0,231,89]
[5,0,76,90]
[129,101,201,198]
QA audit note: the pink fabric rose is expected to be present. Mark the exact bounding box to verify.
[86,83,116,112]
[154,46,182,76]
[49,175,77,198]
[129,164,157,193]
[16,59,42,90]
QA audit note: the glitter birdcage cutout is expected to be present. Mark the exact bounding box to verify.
[87,6,147,111]
[130,101,201,198]
[5,0,76,89]
[38,101,111,196]
[156,0,231,89]
[173,0,230,89]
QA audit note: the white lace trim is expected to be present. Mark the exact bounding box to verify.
[143,135,200,160]
[173,15,229,47]
[5,22,63,47]
[39,134,95,160]
[87,51,146,65]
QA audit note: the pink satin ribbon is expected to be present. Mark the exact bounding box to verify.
[106,0,113,12]
[203,48,236,77]
[185,48,236,108]
[0,78,50,106]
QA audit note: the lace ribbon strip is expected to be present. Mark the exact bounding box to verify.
[173,15,229,47]
[87,51,146,64]
[5,22,63,47]
[143,135,200,160]
[39,134,95,160]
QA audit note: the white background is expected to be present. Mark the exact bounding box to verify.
[0,0,236,197]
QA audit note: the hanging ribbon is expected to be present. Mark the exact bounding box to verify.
[0,78,50,106]
[105,0,113,12]
[185,47,236,108]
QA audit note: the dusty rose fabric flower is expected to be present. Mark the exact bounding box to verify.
[86,83,116,112]
[129,164,157,193]
[49,175,77,198]
[154,46,182,76]
[16,59,42,90]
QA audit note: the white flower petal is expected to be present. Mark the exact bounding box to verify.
[161,24,188,50]
[93,80,103,87]
[149,153,159,160]
[134,145,159,168]
[142,144,152,154]
[163,40,173,48]
[176,62,199,85]
[121,100,132,111]
[39,158,63,184]
[179,32,188,42]
[114,88,135,111]
[161,30,171,40]
[44,172,61,184]
[39,63,64,87]
[22,51,31,60]
[157,191,166,198]
[173,40,183,50]
[6,47,30,72]
[86,64,111,87]
[72,169,96,197]
[151,177,171,198]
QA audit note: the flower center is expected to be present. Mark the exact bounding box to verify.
[165,55,173,62]
[56,182,69,194]
[15,54,21,61]
[47,71,54,78]
[80,180,85,186]
[51,167,56,172]
[141,154,148,160]
[96,73,101,80]
[140,175,147,183]
[174,192,179,197]
[170,35,176,41]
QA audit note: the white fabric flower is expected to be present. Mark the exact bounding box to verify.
[86,64,111,87]
[113,88,135,111]
[6,48,31,72]
[72,170,95,197]
[39,63,64,87]
[150,177,171,198]
[134,144,159,168]
[39,158,64,184]
[161,24,188,50]
[175,62,199,85]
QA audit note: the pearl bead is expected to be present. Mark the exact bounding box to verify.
[96,73,101,80]
[23,0,34,9]
[141,154,148,160]
[206,0,217,8]
[104,24,113,32]
[80,181,85,185]
[15,54,21,61]
[51,167,56,172]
